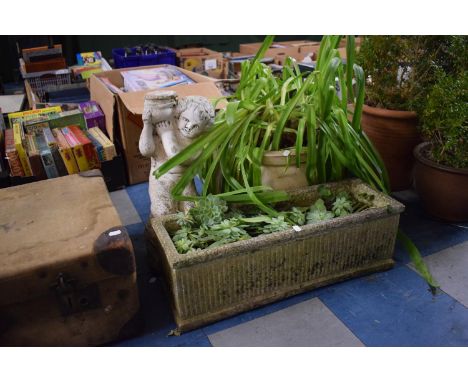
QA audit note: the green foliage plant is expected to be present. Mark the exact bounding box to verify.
[155,35,390,212]
[357,36,416,110]
[157,35,438,292]
[418,36,467,169]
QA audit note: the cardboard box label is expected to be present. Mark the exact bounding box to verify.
[204,58,218,71]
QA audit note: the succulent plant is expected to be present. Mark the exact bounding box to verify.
[285,207,306,226]
[172,193,368,254]
[262,216,291,234]
[306,199,334,224]
[332,196,353,217]
[175,211,192,229]
[190,194,228,226]
[210,219,251,242]
[174,238,193,254]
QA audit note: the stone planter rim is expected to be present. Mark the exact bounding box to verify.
[414,142,468,176]
[150,178,405,269]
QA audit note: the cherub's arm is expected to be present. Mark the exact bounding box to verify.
[158,121,182,159]
[138,109,156,158]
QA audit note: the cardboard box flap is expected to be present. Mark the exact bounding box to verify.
[93,64,215,87]
[90,75,117,141]
[118,82,223,116]
[177,47,221,57]
[285,40,320,47]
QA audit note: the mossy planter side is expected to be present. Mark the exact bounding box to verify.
[361,105,420,191]
[146,179,404,333]
[413,142,468,222]
[261,149,308,191]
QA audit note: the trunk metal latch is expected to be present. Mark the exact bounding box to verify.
[51,273,102,316]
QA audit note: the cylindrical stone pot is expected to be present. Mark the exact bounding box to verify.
[261,149,309,191]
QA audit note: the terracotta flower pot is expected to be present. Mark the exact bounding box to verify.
[413,142,468,222]
[261,149,309,191]
[361,104,420,191]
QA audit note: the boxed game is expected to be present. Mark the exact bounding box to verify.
[177,47,226,79]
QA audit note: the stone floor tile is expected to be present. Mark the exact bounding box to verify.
[208,298,364,347]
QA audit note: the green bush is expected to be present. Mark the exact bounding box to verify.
[357,36,416,110]
[358,35,467,169]
[420,72,468,169]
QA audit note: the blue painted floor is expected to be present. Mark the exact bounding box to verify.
[109,184,468,347]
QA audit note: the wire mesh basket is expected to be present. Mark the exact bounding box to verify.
[24,71,72,101]
[20,59,72,102]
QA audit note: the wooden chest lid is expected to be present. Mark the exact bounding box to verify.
[0,172,124,280]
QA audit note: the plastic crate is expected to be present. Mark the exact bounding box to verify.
[112,47,176,68]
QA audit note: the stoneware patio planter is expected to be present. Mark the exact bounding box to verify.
[261,149,308,191]
[413,142,468,222]
[146,179,404,333]
[361,104,420,191]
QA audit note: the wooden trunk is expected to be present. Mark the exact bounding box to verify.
[0,171,140,346]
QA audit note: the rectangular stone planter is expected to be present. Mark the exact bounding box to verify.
[146,179,405,333]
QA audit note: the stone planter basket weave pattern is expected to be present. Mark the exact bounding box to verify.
[146,179,405,333]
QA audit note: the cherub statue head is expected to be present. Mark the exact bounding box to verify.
[174,96,215,139]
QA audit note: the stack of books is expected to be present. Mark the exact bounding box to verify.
[121,67,194,92]
[21,44,67,73]
[4,107,116,180]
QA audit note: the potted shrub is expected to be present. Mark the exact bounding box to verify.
[357,36,422,191]
[358,36,467,192]
[414,69,468,222]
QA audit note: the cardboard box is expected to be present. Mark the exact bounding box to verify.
[274,41,359,65]
[89,65,223,185]
[338,36,362,48]
[240,42,297,59]
[240,40,320,61]
[283,40,321,60]
[177,48,227,79]
[224,53,275,79]
[24,80,41,109]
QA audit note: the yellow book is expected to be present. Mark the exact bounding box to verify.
[8,106,62,127]
[13,122,32,177]
[61,127,89,172]
[89,127,116,161]
[52,129,79,174]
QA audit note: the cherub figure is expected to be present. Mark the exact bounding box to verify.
[139,90,215,217]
